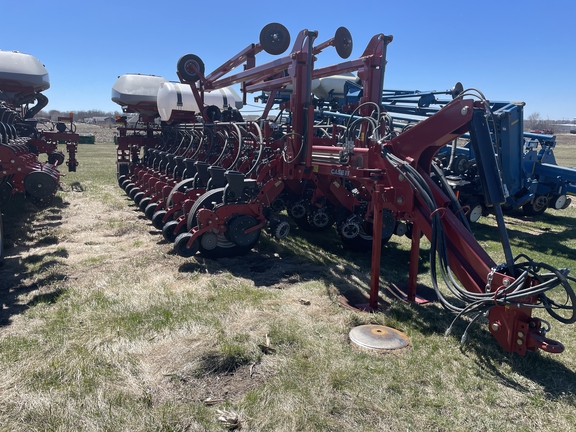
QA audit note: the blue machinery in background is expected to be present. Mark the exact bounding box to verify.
[303,82,576,220]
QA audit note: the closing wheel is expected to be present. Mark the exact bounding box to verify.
[307,208,333,230]
[523,195,548,216]
[129,186,140,200]
[260,22,290,55]
[123,180,134,192]
[340,218,360,239]
[288,200,315,231]
[551,194,567,210]
[174,233,198,258]
[271,220,290,239]
[152,210,168,230]
[163,220,186,243]
[177,54,205,82]
[139,196,152,212]
[118,163,130,178]
[133,191,145,206]
[145,203,158,220]
[338,213,395,253]
[270,194,288,212]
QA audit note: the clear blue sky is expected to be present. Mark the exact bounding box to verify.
[3,0,575,121]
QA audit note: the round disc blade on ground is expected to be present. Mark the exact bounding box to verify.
[349,324,410,350]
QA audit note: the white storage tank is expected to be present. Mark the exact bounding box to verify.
[0,50,50,96]
[312,73,360,100]
[111,73,168,107]
[157,82,243,123]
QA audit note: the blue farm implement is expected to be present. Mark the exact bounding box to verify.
[375,87,576,218]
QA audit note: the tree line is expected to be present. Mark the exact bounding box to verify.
[525,112,575,133]
[36,109,121,122]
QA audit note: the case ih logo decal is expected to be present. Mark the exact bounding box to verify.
[331,168,350,177]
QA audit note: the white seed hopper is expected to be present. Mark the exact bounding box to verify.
[111,73,168,115]
[157,82,242,123]
[0,50,50,96]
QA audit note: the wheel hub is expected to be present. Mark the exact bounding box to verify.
[553,195,567,210]
[534,195,549,211]
[227,215,259,247]
[200,232,218,250]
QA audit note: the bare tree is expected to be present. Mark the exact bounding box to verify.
[526,112,541,131]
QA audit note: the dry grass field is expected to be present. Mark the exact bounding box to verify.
[1,135,576,431]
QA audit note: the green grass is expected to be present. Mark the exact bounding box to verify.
[1,142,576,431]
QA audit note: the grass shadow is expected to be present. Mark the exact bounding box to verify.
[473,210,576,259]
[0,194,69,327]
[381,288,576,398]
[472,346,576,399]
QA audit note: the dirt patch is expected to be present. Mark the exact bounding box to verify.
[157,360,269,406]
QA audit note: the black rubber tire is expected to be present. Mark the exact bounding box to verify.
[522,198,547,217]
[187,188,225,231]
[152,210,167,230]
[118,164,130,178]
[129,186,140,200]
[121,179,132,191]
[177,54,205,82]
[287,202,316,231]
[166,178,196,207]
[145,203,159,221]
[133,191,145,206]
[139,197,152,212]
[163,220,185,243]
[339,221,392,253]
[174,233,198,257]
